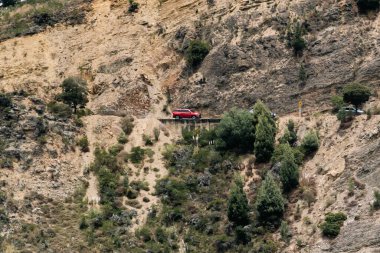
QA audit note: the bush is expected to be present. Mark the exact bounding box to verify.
[128,0,139,12]
[155,178,188,206]
[153,127,160,141]
[320,212,347,238]
[143,134,153,146]
[279,120,297,146]
[357,0,379,13]
[0,93,11,108]
[185,40,210,68]
[215,108,255,153]
[372,190,380,210]
[120,116,134,135]
[301,131,319,155]
[108,144,124,156]
[331,95,345,113]
[77,136,89,152]
[254,115,275,163]
[337,108,354,124]
[129,146,145,164]
[97,167,119,205]
[117,132,128,144]
[280,221,291,243]
[342,83,371,110]
[227,176,249,225]
[47,102,72,118]
[92,147,121,173]
[255,173,285,225]
[58,77,88,112]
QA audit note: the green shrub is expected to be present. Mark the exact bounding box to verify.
[117,132,128,144]
[320,212,347,238]
[255,173,285,225]
[0,93,12,108]
[280,221,291,243]
[279,120,297,145]
[153,127,160,141]
[143,134,153,146]
[155,178,188,206]
[47,102,72,118]
[254,115,275,163]
[215,108,255,153]
[77,136,89,152]
[92,147,121,173]
[372,190,380,210]
[181,127,195,144]
[97,167,119,205]
[227,176,249,225]
[357,0,379,13]
[120,116,134,135]
[301,131,319,155]
[108,144,124,156]
[278,145,299,192]
[58,77,88,113]
[128,0,139,12]
[185,40,210,68]
[129,146,145,164]
[331,95,345,113]
[342,83,371,110]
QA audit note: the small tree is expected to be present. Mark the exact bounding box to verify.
[227,176,249,225]
[254,115,275,163]
[58,77,88,113]
[301,131,319,155]
[215,108,255,153]
[251,100,276,130]
[255,173,285,225]
[1,0,17,7]
[279,151,299,192]
[128,0,139,12]
[185,40,210,68]
[342,83,371,111]
[279,120,297,146]
[287,22,307,56]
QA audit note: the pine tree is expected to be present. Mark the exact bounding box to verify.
[255,173,285,224]
[254,115,275,163]
[227,176,249,225]
[279,152,299,192]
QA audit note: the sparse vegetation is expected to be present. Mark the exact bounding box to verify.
[185,40,210,68]
[77,135,89,152]
[129,146,145,164]
[153,127,160,141]
[47,101,72,118]
[331,95,345,113]
[279,120,297,146]
[120,116,134,135]
[320,212,347,238]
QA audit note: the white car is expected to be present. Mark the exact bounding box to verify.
[342,107,364,115]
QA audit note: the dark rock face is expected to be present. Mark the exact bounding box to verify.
[171,0,380,115]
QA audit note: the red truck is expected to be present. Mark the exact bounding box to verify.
[172,109,201,119]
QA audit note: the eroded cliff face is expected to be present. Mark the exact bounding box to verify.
[0,0,380,252]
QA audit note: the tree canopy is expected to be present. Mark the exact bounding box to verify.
[227,176,249,225]
[342,83,371,110]
[58,77,88,112]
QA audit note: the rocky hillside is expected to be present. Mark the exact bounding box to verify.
[0,0,380,252]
